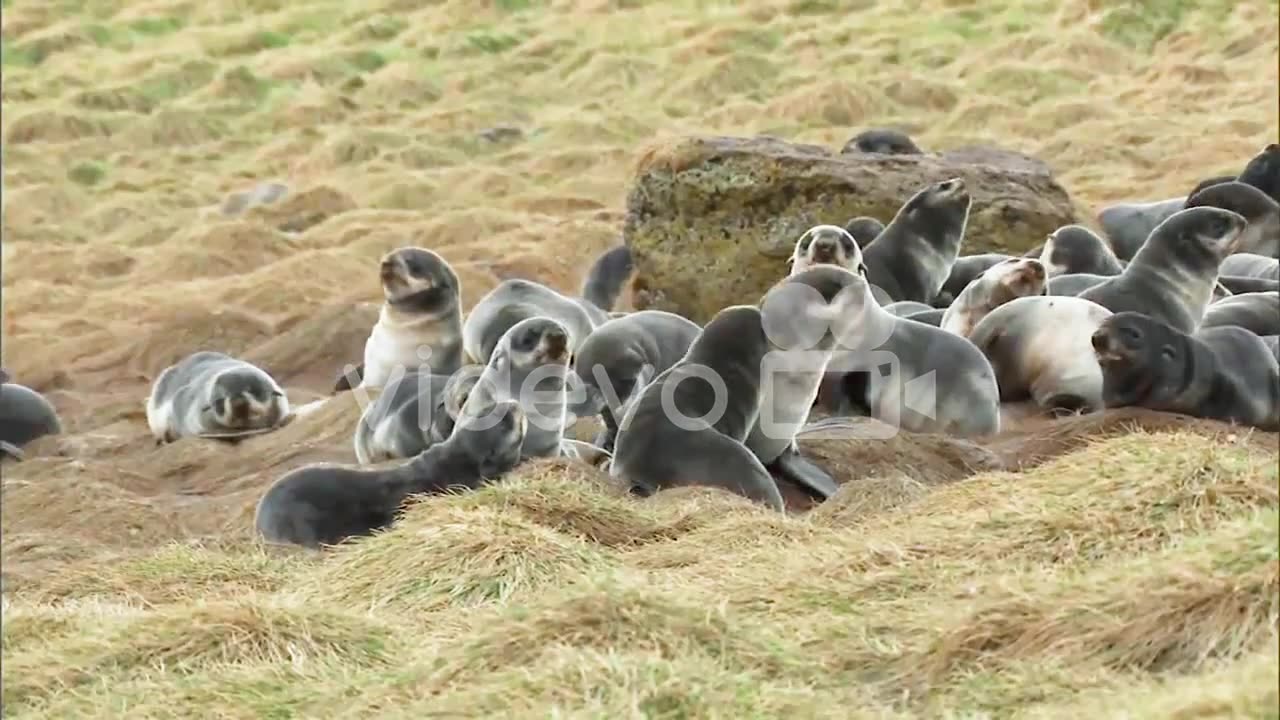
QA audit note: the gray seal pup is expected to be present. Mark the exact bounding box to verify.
[567,310,702,452]
[841,128,923,155]
[843,216,885,247]
[1237,143,1280,203]
[1078,206,1247,333]
[459,316,576,459]
[940,257,1047,338]
[145,351,291,444]
[931,253,1014,308]
[335,246,464,393]
[1184,181,1280,258]
[462,245,635,365]
[0,380,62,461]
[744,265,875,501]
[1217,275,1279,295]
[1091,311,1280,431]
[352,371,462,465]
[1051,272,1236,302]
[861,177,972,305]
[1219,252,1279,281]
[1039,224,1124,277]
[1198,291,1280,337]
[968,295,1114,415]
[610,305,788,510]
[788,224,864,277]
[1097,196,1187,261]
[818,269,1002,437]
[254,397,528,549]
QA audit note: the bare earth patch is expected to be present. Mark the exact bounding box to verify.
[2,0,1278,716]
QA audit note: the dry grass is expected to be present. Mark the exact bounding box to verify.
[3,0,1279,716]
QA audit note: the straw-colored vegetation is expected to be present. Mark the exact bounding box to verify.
[3,0,1278,716]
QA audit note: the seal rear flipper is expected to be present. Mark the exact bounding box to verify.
[770,448,838,501]
[580,245,634,311]
[0,441,25,461]
[332,363,365,394]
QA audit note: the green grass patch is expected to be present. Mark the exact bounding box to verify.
[67,161,107,186]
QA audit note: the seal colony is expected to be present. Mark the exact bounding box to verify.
[10,133,1279,551]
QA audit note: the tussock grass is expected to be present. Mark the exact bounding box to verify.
[4,0,1279,714]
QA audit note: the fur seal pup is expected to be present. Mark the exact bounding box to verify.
[1220,253,1279,281]
[580,244,635,315]
[0,381,62,461]
[818,270,1002,437]
[1046,272,1110,296]
[1078,206,1247,333]
[611,305,788,510]
[146,351,291,444]
[335,247,464,393]
[1184,181,1280,258]
[1097,197,1186,261]
[1189,175,1238,198]
[905,308,944,326]
[931,253,1015,308]
[745,265,877,501]
[461,316,576,459]
[352,371,461,465]
[861,177,972,304]
[842,128,922,155]
[940,257,1047,337]
[1039,225,1124,277]
[1198,291,1280,337]
[1237,143,1280,202]
[567,310,702,452]
[788,224,864,277]
[968,295,1113,415]
[1091,312,1280,431]
[254,397,528,549]
[843,217,885,247]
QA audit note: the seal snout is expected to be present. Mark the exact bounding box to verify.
[810,235,839,263]
[540,327,569,361]
[937,177,967,195]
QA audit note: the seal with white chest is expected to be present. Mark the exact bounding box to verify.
[817,269,1002,437]
[1091,311,1280,431]
[1078,206,1247,333]
[0,378,62,461]
[861,177,972,305]
[460,316,577,459]
[1198,291,1280,337]
[146,351,291,444]
[941,257,1047,338]
[1184,181,1280,258]
[968,295,1114,415]
[744,265,877,501]
[788,224,864,277]
[1097,197,1186,261]
[1039,224,1124,277]
[931,253,1014,308]
[611,305,788,510]
[255,397,528,549]
[334,246,464,393]
[567,310,702,452]
[352,371,462,465]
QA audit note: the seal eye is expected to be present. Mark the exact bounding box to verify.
[212,398,227,417]
[1120,325,1142,343]
[1159,345,1177,364]
[1209,217,1230,237]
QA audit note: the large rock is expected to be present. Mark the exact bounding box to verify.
[622,135,1082,323]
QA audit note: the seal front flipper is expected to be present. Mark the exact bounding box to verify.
[0,441,26,461]
[770,446,838,501]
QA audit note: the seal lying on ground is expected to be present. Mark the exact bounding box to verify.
[146,351,291,444]
[255,397,528,549]
[1092,311,1280,431]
